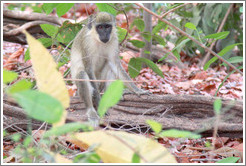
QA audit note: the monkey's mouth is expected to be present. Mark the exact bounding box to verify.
[101,38,109,43]
[99,36,110,43]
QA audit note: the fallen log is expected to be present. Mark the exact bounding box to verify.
[3,93,243,138]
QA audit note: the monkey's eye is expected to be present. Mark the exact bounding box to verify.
[97,25,103,29]
[105,24,111,28]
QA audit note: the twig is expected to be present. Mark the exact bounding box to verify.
[55,38,75,63]
[200,4,234,67]
[134,3,242,75]
[191,158,220,162]
[18,75,147,83]
[14,65,32,72]
[120,9,129,46]
[161,3,190,18]
[211,113,220,160]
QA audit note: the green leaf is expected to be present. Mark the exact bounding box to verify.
[3,130,7,137]
[23,136,31,148]
[128,58,142,78]
[158,38,189,62]
[203,43,242,70]
[129,40,145,48]
[172,50,181,62]
[160,129,201,139]
[131,153,140,163]
[146,120,162,134]
[221,56,243,66]
[57,21,82,45]
[185,22,197,30]
[56,3,74,17]
[3,70,18,84]
[74,152,101,163]
[32,6,43,13]
[136,57,164,78]
[117,26,127,43]
[133,18,145,32]
[44,122,93,138]
[213,99,222,115]
[141,31,152,42]
[24,48,30,61]
[218,43,243,57]
[12,90,64,123]
[11,133,21,142]
[216,157,240,163]
[153,34,166,46]
[7,4,15,10]
[25,38,53,61]
[40,24,58,37]
[42,3,58,15]
[7,79,32,94]
[38,38,53,47]
[95,3,117,16]
[144,50,151,54]
[98,80,124,117]
[205,141,211,147]
[175,38,190,51]
[152,21,166,34]
[204,31,230,40]
[239,6,243,13]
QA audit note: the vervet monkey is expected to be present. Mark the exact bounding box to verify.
[70,12,149,126]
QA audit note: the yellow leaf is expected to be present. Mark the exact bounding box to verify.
[24,31,70,126]
[24,31,69,108]
[70,130,177,163]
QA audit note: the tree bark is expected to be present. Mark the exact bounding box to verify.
[140,3,152,68]
[3,94,243,138]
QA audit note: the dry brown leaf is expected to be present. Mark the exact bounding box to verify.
[4,47,24,70]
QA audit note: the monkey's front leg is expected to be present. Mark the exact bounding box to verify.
[76,71,100,127]
[110,59,151,96]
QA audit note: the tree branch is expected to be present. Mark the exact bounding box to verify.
[4,20,57,36]
[161,3,190,18]
[4,94,243,138]
[3,9,64,25]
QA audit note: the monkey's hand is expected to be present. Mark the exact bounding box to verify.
[86,108,100,127]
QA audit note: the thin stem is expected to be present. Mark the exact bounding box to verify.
[161,3,190,18]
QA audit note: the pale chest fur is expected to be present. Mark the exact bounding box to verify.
[87,36,118,76]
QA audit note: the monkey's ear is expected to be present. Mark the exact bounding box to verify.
[87,15,94,29]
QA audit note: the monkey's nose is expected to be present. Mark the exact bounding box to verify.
[101,38,109,43]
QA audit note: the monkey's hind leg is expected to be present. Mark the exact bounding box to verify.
[76,71,100,127]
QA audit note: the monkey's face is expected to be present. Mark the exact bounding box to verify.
[95,23,113,43]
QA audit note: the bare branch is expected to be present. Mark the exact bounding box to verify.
[4,21,57,36]
[3,9,64,25]
[161,3,190,18]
